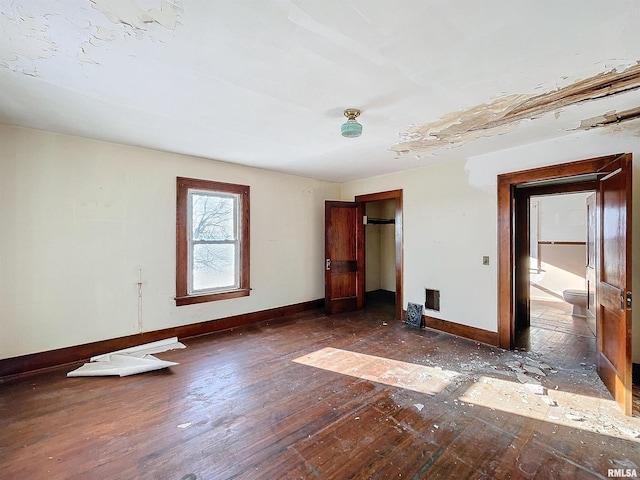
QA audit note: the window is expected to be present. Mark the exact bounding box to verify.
[176,177,250,306]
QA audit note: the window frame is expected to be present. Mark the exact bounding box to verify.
[176,177,250,306]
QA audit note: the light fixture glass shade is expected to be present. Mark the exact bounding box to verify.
[341,120,362,138]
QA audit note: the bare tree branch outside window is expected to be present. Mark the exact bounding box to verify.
[176,177,250,305]
[191,193,237,284]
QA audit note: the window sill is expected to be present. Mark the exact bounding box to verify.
[175,288,250,306]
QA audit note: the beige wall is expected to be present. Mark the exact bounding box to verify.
[2,123,639,365]
[343,160,498,332]
[0,124,340,359]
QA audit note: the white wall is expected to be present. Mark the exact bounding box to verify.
[530,193,589,301]
[0,125,340,359]
[537,193,590,243]
[342,128,640,363]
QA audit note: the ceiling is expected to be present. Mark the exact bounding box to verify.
[1,1,640,182]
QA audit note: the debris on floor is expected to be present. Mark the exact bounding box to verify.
[398,329,640,442]
[67,337,186,377]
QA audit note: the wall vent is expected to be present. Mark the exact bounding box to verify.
[425,289,440,311]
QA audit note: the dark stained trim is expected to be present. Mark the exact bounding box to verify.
[402,310,498,346]
[175,177,251,306]
[355,190,403,321]
[497,154,624,349]
[0,299,323,379]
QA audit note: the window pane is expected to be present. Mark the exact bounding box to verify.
[192,243,237,291]
[191,193,236,241]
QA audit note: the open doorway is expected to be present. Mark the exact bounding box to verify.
[363,199,396,309]
[520,190,596,357]
[324,190,403,320]
[498,154,633,415]
[356,190,403,320]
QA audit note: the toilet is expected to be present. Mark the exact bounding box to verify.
[562,289,588,317]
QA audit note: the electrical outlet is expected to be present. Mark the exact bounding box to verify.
[482,256,490,265]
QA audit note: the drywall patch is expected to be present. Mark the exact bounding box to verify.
[90,0,179,30]
[392,62,640,154]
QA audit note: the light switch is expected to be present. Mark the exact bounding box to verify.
[483,256,490,265]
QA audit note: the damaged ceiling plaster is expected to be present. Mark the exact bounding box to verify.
[0,0,181,73]
[392,63,640,154]
[1,2,640,182]
[89,0,180,30]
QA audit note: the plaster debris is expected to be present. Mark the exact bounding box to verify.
[523,364,546,377]
[67,337,185,377]
[414,403,424,411]
[566,413,584,422]
[525,383,547,395]
[515,372,541,386]
[177,422,192,429]
[615,427,640,438]
[610,459,639,470]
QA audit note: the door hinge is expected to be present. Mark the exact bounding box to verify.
[326,258,331,271]
[626,291,632,310]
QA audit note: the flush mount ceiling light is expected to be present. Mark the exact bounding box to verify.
[341,108,362,138]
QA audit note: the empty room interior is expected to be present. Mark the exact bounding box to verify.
[2,2,640,479]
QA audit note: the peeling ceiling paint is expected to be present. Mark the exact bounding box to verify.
[89,0,180,30]
[1,1,640,182]
[0,7,56,75]
[578,106,640,131]
[392,63,640,154]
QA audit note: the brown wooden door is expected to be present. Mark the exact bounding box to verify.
[597,153,632,415]
[324,201,365,314]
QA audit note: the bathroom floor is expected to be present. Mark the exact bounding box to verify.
[520,298,639,417]
[530,299,595,338]
[516,299,596,368]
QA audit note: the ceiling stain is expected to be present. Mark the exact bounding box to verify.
[392,62,640,154]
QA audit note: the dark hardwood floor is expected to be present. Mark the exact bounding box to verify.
[1,303,639,479]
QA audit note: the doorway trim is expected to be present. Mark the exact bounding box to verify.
[356,189,403,321]
[497,154,624,349]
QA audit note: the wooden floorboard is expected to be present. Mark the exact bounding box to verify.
[1,303,639,479]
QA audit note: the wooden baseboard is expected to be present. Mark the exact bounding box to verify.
[0,299,324,379]
[402,310,498,346]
